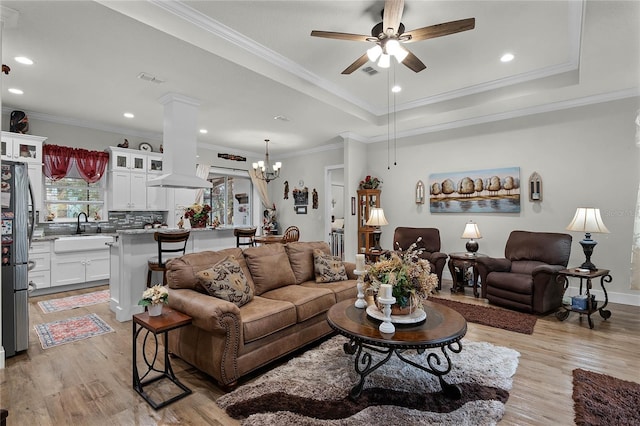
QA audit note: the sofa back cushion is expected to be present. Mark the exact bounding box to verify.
[286,241,332,284]
[243,243,297,295]
[505,230,572,267]
[166,247,254,293]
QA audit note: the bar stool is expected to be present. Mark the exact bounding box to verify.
[283,226,300,243]
[234,227,256,248]
[147,230,190,287]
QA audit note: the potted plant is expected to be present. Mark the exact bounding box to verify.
[358,175,382,190]
[138,284,169,316]
[183,203,212,228]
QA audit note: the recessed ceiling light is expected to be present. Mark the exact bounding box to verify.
[274,115,290,122]
[123,112,134,119]
[501,53,515,63]
[14,56,33,65]
[199,129,208,134]
[8,88,23,95]
[391,85,402,93]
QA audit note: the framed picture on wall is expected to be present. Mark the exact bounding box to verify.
[295,206,307,214]
[429,166,521,213]
[351,197,356,215]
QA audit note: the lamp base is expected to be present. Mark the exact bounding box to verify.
[466,239,479,253]
[579,234,598,271]
[372,229,382,252]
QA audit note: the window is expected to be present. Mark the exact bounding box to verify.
[203,170,252,227]
[44,176,105,221]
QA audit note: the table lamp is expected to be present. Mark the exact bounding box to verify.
[566,207,609,270]
[366,208,388,252]
[461,221,482,253]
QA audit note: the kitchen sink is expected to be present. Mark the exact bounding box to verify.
[54,235,115,253]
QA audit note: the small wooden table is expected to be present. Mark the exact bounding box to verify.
[447,252,487,298]
[327,299,467,400]
[132,308,193,409]
[254,235,284,245]
[555,268,612,329]
[364,249,389,263]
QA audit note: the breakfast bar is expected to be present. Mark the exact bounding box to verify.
[109,227,235,322]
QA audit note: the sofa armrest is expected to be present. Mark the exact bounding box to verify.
[475,257,511,288]
[532,264,565,277]
[344,262,357,280]
[168,288,241,334]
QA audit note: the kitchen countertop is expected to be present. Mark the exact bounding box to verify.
[32,226,238,242]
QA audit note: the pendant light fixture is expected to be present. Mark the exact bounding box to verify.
[252,139,282,183]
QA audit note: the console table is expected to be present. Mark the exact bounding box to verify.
[555,268,612,329]
[447,252,487,298]
[133,308,193,409]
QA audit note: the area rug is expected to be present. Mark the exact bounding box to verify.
[34,313,114,349]
[37,289,110,313]
[429,297,537,334]
[217,335,520,425]
[573,368,640,426]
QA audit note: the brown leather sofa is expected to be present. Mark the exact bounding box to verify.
[393,227,448,289]
[164,241,357,388]
[475,230,572,314]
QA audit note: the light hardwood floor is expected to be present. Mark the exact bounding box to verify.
[1,282,638,425]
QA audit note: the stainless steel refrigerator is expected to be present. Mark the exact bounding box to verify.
[1,161,35,357]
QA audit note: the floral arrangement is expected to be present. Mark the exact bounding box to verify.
[364,238,438,310]
[359,175,382,190]
[184,203,211,227]
[138,284,169,307]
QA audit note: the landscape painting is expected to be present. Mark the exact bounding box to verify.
[429,167,521,213]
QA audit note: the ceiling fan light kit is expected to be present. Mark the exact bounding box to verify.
[311,0,475,74]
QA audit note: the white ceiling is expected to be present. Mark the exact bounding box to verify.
[1,1,638,157]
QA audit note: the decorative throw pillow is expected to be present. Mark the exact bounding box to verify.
[196,255,253,307]
[313,249,348,283]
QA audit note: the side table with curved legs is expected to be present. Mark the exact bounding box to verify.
[555,268,612,329]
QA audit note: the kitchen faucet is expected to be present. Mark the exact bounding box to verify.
[76,212,88,234]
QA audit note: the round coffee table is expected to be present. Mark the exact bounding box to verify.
[327,299,467,400]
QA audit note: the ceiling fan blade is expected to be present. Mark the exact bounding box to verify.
[310,30,370,42]
[403,18,476,43]
[341,53,370,75]
[382,0,404,35]
[402,50,426,73]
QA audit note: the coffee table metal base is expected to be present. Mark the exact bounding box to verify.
[342,338,463,400]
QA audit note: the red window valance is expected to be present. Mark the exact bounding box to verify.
[43,144,109,184]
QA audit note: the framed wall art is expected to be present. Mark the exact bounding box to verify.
[295,206,307,215]
[429,166,521,213]
[351,197,356,216]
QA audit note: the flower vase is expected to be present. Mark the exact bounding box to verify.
[190,217,207,228]
[148,303,163,317]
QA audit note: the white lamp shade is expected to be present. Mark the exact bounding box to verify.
[367,44,382,62]
[366,208,389,227]
[378,53,390,68]
[461,222,482,239]
[566,208,610,233]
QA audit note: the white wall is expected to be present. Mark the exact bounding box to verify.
[366,98,640,305]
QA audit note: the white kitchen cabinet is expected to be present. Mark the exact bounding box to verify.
[51,249,110,287]
[146,153,167,210]
[1,132,46,213]
[29,241,51,290]
[108,170,147,210]
[109,147,146,172]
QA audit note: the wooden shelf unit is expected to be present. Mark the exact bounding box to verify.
[357,189,381,253]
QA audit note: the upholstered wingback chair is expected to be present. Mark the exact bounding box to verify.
[475,230,572,314]
[393,227,448,290]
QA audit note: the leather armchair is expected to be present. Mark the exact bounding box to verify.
[393,227,448,290]
[475,230,572,314]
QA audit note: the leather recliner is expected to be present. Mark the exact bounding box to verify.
[475,230,572,314]
[393,227,448,290]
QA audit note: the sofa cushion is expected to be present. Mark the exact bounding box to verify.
[313,249,348,283]
[166,248,255,293]
[286,241,332,284]
[243,244,297,295]
[300,279,358,303]
[261,285,335,322]
[196,256,253,307]
[240,296,297,343]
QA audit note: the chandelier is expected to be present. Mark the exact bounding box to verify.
[252,139,282,183]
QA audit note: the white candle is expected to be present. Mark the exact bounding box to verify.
[380,284,392,299]
[355,254,365,271]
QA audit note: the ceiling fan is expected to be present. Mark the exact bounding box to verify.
[310,0,475,74]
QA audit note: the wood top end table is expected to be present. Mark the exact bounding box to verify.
[555,268,612,329]
[447,252,487,298]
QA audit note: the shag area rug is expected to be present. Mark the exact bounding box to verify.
[34,313,114,349]
[573,369,640,426]
[218,335,520,425]
[38,289,110,313]
[429,297,537,334]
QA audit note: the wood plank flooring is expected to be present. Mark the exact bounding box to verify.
[1,282,638,425]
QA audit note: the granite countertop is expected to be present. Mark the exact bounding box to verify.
[33,232,119,242]
[117,226,235,235]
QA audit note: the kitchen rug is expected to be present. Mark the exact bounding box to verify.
[37,289,110,313]
[34,313,114,349]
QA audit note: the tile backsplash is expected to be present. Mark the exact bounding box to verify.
[38,211,167,236]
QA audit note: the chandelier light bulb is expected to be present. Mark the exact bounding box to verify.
[367,45,382,62]
[378,53,390,68]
